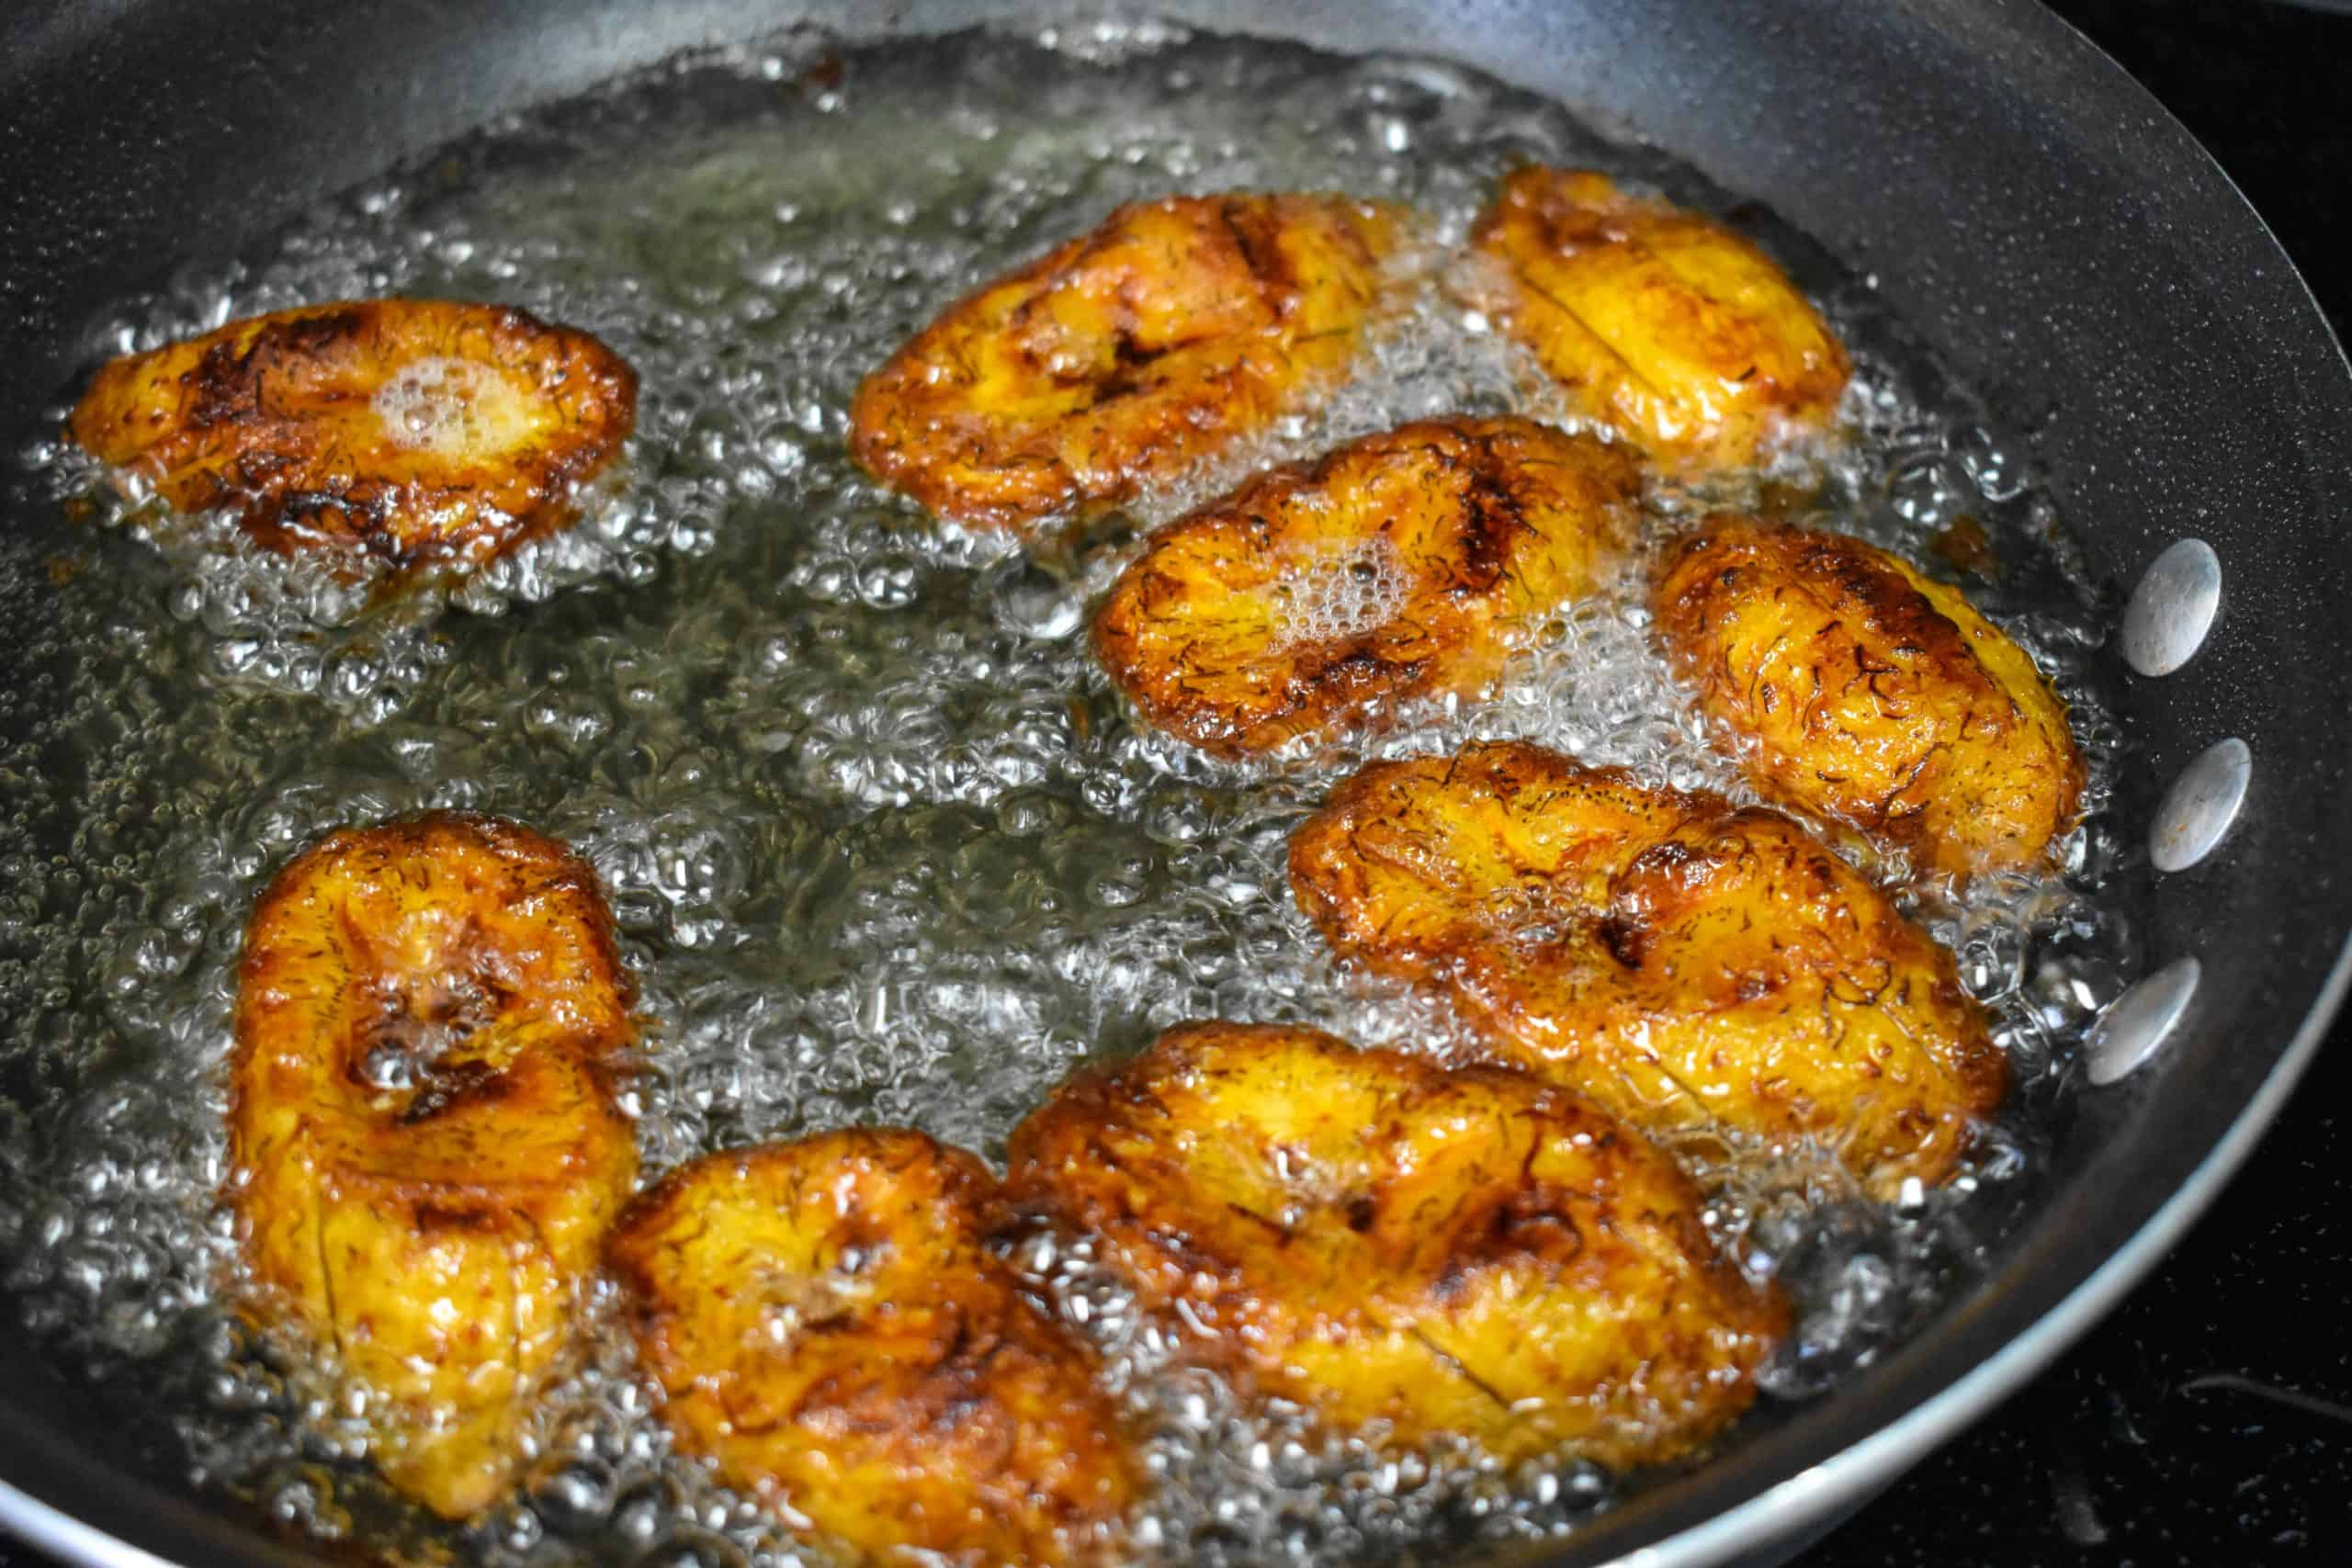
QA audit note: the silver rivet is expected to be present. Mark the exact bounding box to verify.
[2085,956,2200,1085]
[2150,737,2250,873]
[2120,538,2221,677]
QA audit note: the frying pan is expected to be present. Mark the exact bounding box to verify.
[2,1,2347,1564]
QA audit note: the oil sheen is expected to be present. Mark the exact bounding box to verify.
[0,21,2137,1567]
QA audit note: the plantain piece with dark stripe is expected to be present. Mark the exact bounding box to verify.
[607,1130,1140,1567]
[1460,167,1849,470]
[1288,742,2004,1196]
[1006,1021,1787,1470]
[228,812,639,1517]
[1092,415,1642,759]
[849,193,1410,530]
[69,299,637,573]
[1651,517,2086,880]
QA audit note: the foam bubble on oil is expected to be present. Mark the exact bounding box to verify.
[1264,537,1409,650]
[0,21,2133,1568]
[373,356,517,456]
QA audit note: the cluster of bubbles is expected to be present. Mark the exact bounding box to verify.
[372,356,517,457]
[1264,538,1413,653]
[0,17,2136,1568]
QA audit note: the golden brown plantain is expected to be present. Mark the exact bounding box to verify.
[1288,742,2004,1195]
[849,193,1409,530]
[1091,415,1642,758]
[1460,168,1849,469]
[69,299,637,572]
[606,1130,1139,1567]
[228,812,639,1517]
[1006,1021,1786,1469]
[1651,518,2086,879]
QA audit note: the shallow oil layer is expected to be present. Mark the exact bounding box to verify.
[0,19,2136,1568]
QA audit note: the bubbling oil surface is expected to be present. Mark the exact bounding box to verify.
[0,20,2137,1567]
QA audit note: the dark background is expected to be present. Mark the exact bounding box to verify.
[3,2,2348,1565]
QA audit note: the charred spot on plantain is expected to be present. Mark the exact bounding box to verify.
[411,1200,511,1235]
[1454,461,1531,593]
[394,1058,515,1126]
[1595,908,1653,970]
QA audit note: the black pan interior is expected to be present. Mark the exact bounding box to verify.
[2,2,2348,1564]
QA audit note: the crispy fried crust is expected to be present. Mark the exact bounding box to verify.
[69,299,637,571]
[1288,743,2003,1195]
[1091,416,1642,758]
[606,1131,1139,1566]
[1006,1021,1786,1469]
[228,813,639,1517]
[1651,518,2086,879]
[849,194,1408,530]
[1461,168,1849,469]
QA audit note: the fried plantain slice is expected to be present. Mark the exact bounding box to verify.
[607,1130,1140,1567]
[1460,168,1849,469]
[849,193,1409,530]
[1091,415,1642,758]
[1007,1021,1784,1469]
[1651,517,2086,880]
[228,812,639,1517]
[69,299,637,572]
[1288,743,2004,1195]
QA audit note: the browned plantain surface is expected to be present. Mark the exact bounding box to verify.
[69,299,637,571]
[1652,518,2086,879]
[228,812,639,1517]
[607,1130,1139,1567]
[1288,743,2004,1195]
[1461,168,1849,469]
[1092,415,1642,758]
[849,193,1408,530]
[1006,1021,1786,1469]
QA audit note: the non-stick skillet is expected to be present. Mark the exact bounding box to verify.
[2,2,2348,1565]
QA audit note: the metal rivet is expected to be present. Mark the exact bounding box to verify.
[2150,737,2250,873]
[2120,538,2221,677]
[2085,956,2200,1086]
